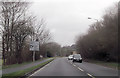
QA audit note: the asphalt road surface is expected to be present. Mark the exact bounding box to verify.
[30,57,118,78]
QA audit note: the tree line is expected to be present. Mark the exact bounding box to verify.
[0,0,53,65]
[76,3,118,62]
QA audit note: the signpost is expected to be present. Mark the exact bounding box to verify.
[30,41,39,62]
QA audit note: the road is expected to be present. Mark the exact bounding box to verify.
[30,57,118,78]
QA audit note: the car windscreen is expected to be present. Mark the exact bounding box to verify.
[69,55,73,57]
[74,54,81,58]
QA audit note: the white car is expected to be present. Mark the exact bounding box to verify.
[68,55,73,60]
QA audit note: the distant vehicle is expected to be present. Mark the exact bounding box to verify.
[73,54,82,63]
[68,55,73,60]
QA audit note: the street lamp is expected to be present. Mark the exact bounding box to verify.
[88,17,102,30]
[88,17,98,22]
[88,17,92,19]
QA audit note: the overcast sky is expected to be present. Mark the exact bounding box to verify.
[30,0,118,46]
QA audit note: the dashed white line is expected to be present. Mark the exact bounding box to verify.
[87,73,95,78]
[68,61,73,64]
[77,67,84,71]
[73,64,76,67]
[68,60,95,78]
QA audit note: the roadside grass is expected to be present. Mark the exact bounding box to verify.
[2,58,54,78]
[2,58,48,69]
[2,61,32,70]
[0,59,2,64]
[0,59,2,70]
[118,63,120,70]
[85,59,118,70]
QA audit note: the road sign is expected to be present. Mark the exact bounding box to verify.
[30,41,39,51]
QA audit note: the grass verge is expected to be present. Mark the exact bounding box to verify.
[2,58,54,78]
[2,58,48,69]
[0,59,2,69]
[85,59,118,70]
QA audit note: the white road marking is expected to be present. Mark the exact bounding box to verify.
[68,60,95,78]
[73,64,76,67]
[67,60,72,64]
[77,67,84,71]
[87,73,95,78]
[29,61,53,77]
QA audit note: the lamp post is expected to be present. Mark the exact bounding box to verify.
[88,17,98,22]
[88,17,102,30]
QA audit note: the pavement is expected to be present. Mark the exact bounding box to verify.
[1,58,53,75]
[30,57,119,78]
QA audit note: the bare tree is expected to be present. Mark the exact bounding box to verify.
[0,1,34,64]
[76,3,118,62]
[0,0,52,64]
[32,18,51,44]
[30,18,52,60]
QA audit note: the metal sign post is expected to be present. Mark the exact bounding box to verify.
[30,41,39,62]
[33,51,35,62]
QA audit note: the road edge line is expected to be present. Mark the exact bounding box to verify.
[28,59,54,77]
